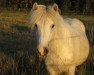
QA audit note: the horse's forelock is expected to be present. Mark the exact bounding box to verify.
[29,4,63,27]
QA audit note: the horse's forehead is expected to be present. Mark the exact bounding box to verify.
[47,17,54,25]
[37,17,54,26]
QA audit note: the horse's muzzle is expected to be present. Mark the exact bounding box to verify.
[37,46,48,57]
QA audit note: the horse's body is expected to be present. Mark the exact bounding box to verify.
[45,18,89,75]
[29,3,89,75]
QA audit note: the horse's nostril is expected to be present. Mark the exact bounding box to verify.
[37,48,48,56]
[37,49,40,54]
[44,48,48,54]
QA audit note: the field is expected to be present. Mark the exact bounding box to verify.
[0,10,94,75]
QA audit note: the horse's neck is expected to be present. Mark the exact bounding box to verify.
[52,20,71,40]
[55,22,83,40]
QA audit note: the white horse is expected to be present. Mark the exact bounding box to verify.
[29,3,89,75]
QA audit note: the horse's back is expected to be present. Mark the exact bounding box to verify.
[64,18,85,32]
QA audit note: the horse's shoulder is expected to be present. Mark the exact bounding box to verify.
[64,18,85,32]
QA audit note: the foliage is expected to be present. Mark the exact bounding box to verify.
[0,0,94,14]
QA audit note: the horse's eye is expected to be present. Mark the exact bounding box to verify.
[34,24,37,28]
[51,24,55,29]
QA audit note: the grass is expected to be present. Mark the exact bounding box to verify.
[0,10,94,75]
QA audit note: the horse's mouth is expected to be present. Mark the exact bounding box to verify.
[37,48,48,60]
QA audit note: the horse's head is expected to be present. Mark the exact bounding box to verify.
[30,3,60,57]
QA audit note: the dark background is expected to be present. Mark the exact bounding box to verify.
[0,0,94,14]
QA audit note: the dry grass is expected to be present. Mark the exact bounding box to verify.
[64,14,94,22]
[0,10,94,75]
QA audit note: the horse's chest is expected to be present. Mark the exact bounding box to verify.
[46,40,74,66]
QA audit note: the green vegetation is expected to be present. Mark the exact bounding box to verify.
[0,0,94,14]
[0,10,94,75]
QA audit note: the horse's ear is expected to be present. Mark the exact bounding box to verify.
[33,2,38,10]
[53,3,58,12]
